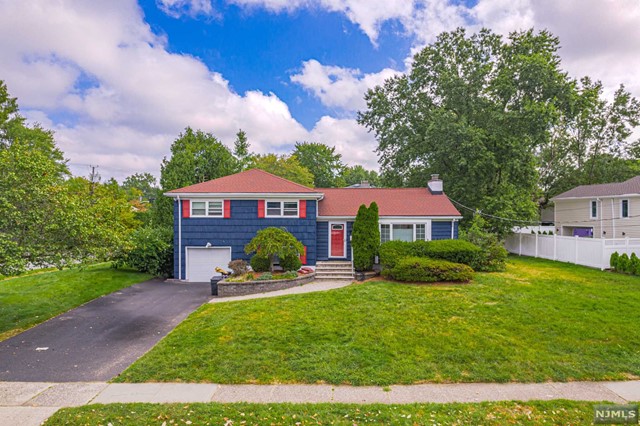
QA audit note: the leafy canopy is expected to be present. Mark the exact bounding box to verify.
[359,28,576,235]
[244,227,304,272]
[153,127,239,228]
[248,153,314,187]
[293,142,345,187]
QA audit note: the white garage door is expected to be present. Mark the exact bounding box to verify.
[186,247,232,282]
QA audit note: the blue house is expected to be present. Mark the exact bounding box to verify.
[165,169,462,281]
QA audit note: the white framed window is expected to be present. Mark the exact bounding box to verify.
[191,200,223,217]
[621,199,629,218]
[590,200,598,219]
[380,223,429,242]
[380,224,391,243]
[265,200,299,217]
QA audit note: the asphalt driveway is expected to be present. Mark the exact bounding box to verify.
[0,279,211,382]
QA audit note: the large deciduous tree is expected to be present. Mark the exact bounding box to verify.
[248,153,315,187]
[340,165,380,187]
[358,28,575,235]
[154,127,239,228]
[292,142,345,187]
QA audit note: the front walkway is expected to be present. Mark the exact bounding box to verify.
[2,380,640,425]
[209,279,354,304]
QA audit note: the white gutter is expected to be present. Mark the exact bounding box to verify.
[164,192,324,200]
[177,195,182,281]
[551,193,640,201]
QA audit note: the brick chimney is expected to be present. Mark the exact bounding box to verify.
[427,174,443,194]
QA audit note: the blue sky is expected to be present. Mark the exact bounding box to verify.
[0,0,638,180]
[138,0,414,128]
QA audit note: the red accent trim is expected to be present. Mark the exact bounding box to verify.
[300,246,307,265]
[224,200,231,218]
[257,200,265,218]
[182,200,190,218]
[299,200,306,218]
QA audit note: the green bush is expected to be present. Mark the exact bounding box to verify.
[280,271,298,279]
[250,254,270,272]
[379,240,412,269]
[113,226,173,277]
[382,257,474,283]
[631,253,640,275]
[619,253,631,274]
[244,227,304,272]
[460,215,508,271]
[256,272,273,281]
[279,254,302,272]
[379,239,483,270]
[609,252,620,271]
[352,202,380,271]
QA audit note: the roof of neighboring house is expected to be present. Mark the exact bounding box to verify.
[317,188,461,217]
[552,176,640,200]
[166,169,320,194]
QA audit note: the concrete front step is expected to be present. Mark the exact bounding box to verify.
[316,270,353,276]
[315,276,354,281]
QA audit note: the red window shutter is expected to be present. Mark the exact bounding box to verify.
[299,246,307,265]
[182,200,190,218]
[257,200,265,218]
[299,200,306,218]
[224,200,231,218]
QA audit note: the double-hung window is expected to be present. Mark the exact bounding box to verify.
[266,201,298,217]
[622,199,629,218]
[191,201,223,217]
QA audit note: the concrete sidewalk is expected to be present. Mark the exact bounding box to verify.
[2,380,640,425]
[209,279,355,304]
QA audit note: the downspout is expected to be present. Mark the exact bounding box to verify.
[611,198,615,239]
[451,219,456,239]
[177,195,182,281]
[598,197,602,238]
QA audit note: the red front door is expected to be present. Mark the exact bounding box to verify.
[330,224,345,257]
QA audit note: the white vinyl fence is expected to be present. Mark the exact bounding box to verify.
[504,233,640,270]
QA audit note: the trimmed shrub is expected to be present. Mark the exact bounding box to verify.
[379,240,412,269]
[610,251,620,271]
[113,226,173,277]
[279,254,302,272]
[228,259,249,276]
[352,202,380,271]
[244,227,304,272]
[619,253,631,274]
[250,254,270,272]
[631,253,640,275]
[382,257,474,283]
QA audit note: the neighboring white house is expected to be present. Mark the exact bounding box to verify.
[552,176,640,238]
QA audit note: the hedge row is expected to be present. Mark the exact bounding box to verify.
[610,252,640,275]
[382,256,474,283]
[379,240,483,270]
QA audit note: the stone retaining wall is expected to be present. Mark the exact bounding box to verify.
[217,273,316,297]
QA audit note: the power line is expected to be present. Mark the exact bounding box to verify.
[447,197,543,225]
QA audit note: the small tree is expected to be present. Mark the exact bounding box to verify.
[610,251,620,271]
[352,202,379,271]
[244,227,304,272]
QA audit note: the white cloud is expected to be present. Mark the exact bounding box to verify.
[309,116,378,169]
[0,0,313,180]
[291,59,400,112]
[156,0,217,18]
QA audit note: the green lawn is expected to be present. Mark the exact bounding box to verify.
[45,400,613,425]
[115,256,640,385]
[0,264,151,341]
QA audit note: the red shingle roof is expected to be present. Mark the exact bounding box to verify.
[317,188,461,217]
[167,169,319,194]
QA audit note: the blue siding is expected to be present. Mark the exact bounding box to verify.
[316,221,353,260]
[174,199,317,279]
[432,221,456,240]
